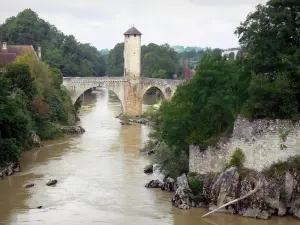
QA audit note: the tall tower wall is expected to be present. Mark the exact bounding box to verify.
[124,34,141,84]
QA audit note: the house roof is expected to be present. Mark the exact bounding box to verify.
[124,26,142,35]
[0,44,36,64]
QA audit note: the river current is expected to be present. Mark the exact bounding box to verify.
[0,88,298,225]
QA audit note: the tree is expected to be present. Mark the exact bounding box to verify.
[5,63,36,99]
[0,9,107,77]
[235,0,300,119]
[107,43,124,76]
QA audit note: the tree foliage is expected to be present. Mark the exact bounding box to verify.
[235,0,300,119]
[0,9,107,77]
[107,42,180,78]
[0,53,77,165]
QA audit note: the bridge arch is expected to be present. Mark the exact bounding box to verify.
[63,77,126,112]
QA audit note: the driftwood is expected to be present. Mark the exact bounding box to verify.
[202,177,263,218]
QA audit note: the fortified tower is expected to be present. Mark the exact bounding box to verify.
[123,26,143,116]
[124,26,142,84]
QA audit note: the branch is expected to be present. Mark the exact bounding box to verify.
[202,177,262,218]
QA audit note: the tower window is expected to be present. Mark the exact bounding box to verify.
[134,34,136,37]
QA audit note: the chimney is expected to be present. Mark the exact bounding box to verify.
[2,42,7,51]
[38,46,42,60]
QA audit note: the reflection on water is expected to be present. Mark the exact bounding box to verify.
[0,88,298,225]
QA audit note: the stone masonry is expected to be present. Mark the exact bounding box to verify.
[189,116,300,174]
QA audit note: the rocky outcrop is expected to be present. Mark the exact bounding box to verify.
[29,132,41,147]
[145,165,300,220]
[190,167,300,220]
[62,126,85,135]
[0,162,21,179]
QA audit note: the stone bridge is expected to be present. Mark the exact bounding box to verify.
[63,76,183,116]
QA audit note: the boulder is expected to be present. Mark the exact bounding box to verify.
[161,177,176,192]
[25,183,34,188]
[144,164,153,173]
[0,172,3,179]
[145,179,163,188]
[46,179,58,186]
[37,206,42,209]
[62,126,85,135]
[172,173,193,209]
[209,167,240,214]
[5,163,14,176]
[29,132,41,147]
[12,161,21,172]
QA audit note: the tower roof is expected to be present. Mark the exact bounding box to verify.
[124,26,142,35]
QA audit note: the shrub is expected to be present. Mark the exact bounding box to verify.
[188,174,203,195]
[226,147,245,169]
[151,142,189,178]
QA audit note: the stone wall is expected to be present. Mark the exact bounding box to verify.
[189,116,300,174]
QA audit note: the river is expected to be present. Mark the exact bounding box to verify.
[0,88,298,225]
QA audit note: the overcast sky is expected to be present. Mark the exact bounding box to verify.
[1,0,267,50]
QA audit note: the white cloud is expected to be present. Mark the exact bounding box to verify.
[0,0,268,50]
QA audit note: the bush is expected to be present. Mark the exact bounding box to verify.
[188,176,203,195]
[151,142,188,178]
[226,147,245,169]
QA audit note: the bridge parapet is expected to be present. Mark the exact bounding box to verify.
[141,78,183,86]
[63,77,126,85]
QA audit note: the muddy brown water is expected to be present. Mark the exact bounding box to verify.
[0,88,298,225]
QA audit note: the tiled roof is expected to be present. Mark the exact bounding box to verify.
[124,27,142,35]
[0,44,36,64]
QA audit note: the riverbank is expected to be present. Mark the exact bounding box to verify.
[0,125,85,180]
[145,159,300,220]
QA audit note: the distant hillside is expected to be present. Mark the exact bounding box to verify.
[0,9,107,77]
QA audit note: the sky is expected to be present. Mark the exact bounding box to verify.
[1,0,268,50]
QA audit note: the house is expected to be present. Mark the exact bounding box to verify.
[0,42,41,72]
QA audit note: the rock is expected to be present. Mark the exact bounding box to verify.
[176,174,190,189]
[129,117,149,125]
[25,183,34,188]
[12,161,21,172]
[0,172,3,179]
[210,167,239,213]
[120,121,132,125]
[5,163,14,176]
[62,126,85,135]
[145,179,163,188]
[147,149,155,155]
[46,179,57,186]
[144,164,153,173]
[161,177,176,192]
[37,206,42,209]
[171,173,194,209]
[172,186,193,210]
[29,132,41,147]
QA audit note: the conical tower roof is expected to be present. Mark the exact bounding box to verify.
[124,26,142,35]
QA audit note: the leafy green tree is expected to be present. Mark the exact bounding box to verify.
[0,9,107,77]
[107,43,124,76]
[235,0,300,119]
[4,63,36,99]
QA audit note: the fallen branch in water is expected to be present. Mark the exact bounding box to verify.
[202,177,262,218]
